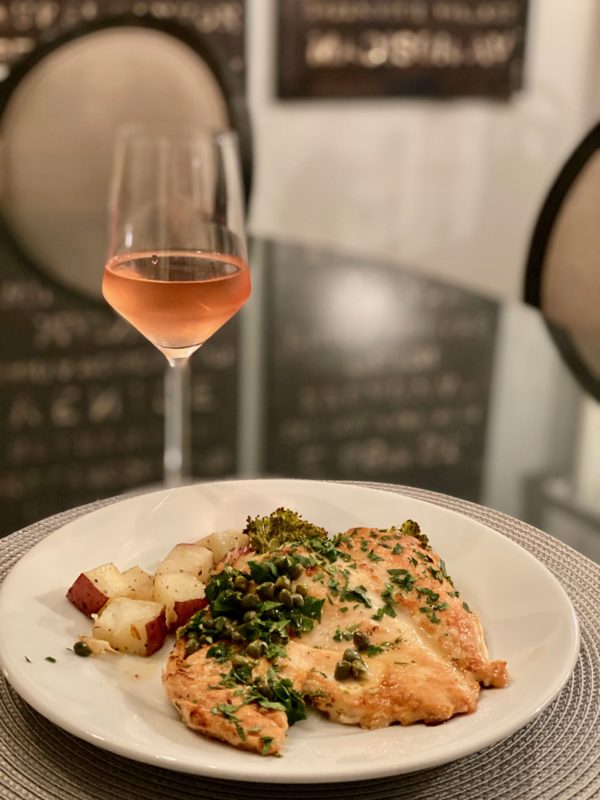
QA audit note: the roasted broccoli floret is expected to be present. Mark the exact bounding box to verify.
[244,507,328,553]
[400,519,430,548]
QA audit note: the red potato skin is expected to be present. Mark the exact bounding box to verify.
[144,609,169,656]
[170,597,208,632]
[66,574,108,617]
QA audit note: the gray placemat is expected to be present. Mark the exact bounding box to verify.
[1,483,598,800]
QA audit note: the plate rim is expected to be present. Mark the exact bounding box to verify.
[0,478,581,783]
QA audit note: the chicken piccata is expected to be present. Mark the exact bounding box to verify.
[163,510,508,756]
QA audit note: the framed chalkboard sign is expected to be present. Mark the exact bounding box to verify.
[262,242,499,501]
[278,0,528,99]
[0,2,247,537]
[0,236,242,537]
[0,1,245,83]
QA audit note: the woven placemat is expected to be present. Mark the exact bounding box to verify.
[1,483,598,800]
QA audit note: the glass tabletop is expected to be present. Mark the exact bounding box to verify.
[239,240,599,563]
[0,236,598,561]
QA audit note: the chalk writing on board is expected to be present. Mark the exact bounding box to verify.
[0,264,240,536]
[278,0,528,98]
[0,1,245,78]
[0,2,246,536]
[263,242,498,500]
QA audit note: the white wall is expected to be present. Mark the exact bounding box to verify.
[246,0,600,300]
[482,304,581,518]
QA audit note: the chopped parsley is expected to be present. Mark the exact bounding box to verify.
[417,587,449,624]
[207,643,234,663]
[333,623,359,642]
[260,736,274,756]
[341,584,372,608]
[211,703,246,740]
[388,568,416,592]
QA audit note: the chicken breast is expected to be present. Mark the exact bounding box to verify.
[164,520,508,754]
[164,640,287,755]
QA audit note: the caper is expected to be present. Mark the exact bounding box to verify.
[258,582,275,600]
[185,638,200,657]
[231,630,245,643]
[294,583,308,597]
[213,616,227,632]
[351,660,368,679]
[241,593,259,610]
[343,648,360,663]
[289,562,303,580]
[233,575,248,592]
[231,654,250,668]
[291,593,304,608]
[353,630,371,651]
[278,588,294,608]
[254,676,274,699]
[334,660,352,680]
[271,630,288,644]
[275,555,293,574]
[245,640,268,659]
[243,610,258,622]
[73,641,92,658]
[275,575,291,591]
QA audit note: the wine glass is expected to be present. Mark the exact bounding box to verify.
[102,126,251,486]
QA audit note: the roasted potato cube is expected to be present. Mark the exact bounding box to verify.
[153,572,207,630]
[198,529,249,563]
[155,543,213,582]
[66,563,129,617]
[122,566,154,601]
[92,597,167,656]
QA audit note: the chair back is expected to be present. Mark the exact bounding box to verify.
[0,15,252,302]
[525,122,600,400]
[0,15,250,536]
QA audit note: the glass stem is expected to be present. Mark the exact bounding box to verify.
[164,357,191,487]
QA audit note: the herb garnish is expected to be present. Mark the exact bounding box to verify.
[260,736,274,756]
[372,581,398,620]
[245,668,307,724]
[211,703,247,740]
[416,587,449,624]
[341,584,372,608]
[333,623,359,642]
[387,568,416,592]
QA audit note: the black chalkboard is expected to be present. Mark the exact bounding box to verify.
[0,1,245,87]
[278,0,528,99]
[0,1,246,537]
[0,237,241,536]
[262,242,498,501]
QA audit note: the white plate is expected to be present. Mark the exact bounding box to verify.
[0,479,579,784]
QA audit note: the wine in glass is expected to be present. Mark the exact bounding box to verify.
[102,127,251,485]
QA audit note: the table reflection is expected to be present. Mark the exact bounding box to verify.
[0,237,598,561]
